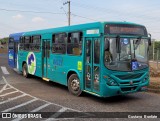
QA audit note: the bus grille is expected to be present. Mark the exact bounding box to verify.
[120,80,140,85]
[121,86,137,92]
[115,73,143,80]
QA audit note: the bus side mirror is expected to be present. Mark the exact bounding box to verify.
[116,35,121,53]
[148,33,151,46]
[148,38,151,46]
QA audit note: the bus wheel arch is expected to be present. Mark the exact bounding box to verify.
[22,61,26,67]
[67,71,82,96]
[22,61,29,78]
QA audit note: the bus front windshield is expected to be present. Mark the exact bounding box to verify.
[104,37,149,71]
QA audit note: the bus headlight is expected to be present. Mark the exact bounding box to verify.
[142,75,149,83]
[142,78,147,83]
[106,77,118,86]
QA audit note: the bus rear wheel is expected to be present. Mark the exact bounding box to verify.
[68,74,82,96]
[22,63,29,78]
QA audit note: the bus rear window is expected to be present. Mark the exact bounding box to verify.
[104,24,147,36]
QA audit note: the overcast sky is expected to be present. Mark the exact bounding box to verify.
[0,0,160,40]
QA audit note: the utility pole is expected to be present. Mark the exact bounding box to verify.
[152,39,155,61]
[63,0,71,26]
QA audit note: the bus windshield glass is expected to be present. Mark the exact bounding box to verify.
[104,38,149,71]
[105,24,147,36]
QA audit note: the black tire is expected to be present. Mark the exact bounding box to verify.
[68,74,82,96]
[22,63,29,78]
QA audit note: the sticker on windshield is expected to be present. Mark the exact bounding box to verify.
[132,61,138,70]
[123,38,129,45]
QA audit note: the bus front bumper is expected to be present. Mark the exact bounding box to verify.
[101,81,149,97]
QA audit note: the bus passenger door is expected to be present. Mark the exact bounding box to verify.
[14,42,18,68]
[42,39,50,78]
[85,38,101,94]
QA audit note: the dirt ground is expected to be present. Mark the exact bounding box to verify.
[149,80,160,93]
[0,49,7,53]
[149,62,160,93]
[0,44,7,54]
[150,77,160,81]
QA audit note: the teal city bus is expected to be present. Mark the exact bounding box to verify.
[16,22,151,97]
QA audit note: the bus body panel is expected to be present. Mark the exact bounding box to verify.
[49,55,83,86]
[12,21,150,97]
[8,32,24,69]
[8,49,15,68]
[101,67,149,97]
[18,51,43,78]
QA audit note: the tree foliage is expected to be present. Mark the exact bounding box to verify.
[0,37,9,45]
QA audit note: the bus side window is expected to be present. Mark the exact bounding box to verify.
[14,42,18,54]
[24,36,31,51]
[52,33,67,54]
[67,33,72,54]
[32,35,41,52]
[94,39,100,64]
[30,37,34,51]
[19,37,24,50]
[67,32,83,55]
[52,34,55,53]
[86,40,91,63]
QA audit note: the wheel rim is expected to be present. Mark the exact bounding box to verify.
[71,78,80,91]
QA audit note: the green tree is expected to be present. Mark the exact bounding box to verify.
[0,37,9,44]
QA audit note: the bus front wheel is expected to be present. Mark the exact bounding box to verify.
[22,63,29,78]
[68,74,82,96]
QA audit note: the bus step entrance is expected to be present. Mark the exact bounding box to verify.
[42,78,50,82]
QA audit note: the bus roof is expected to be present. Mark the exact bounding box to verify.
[104,21,145,26]
[22,21,146,36]
[9,32,24,42]
[23,22,101,36]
